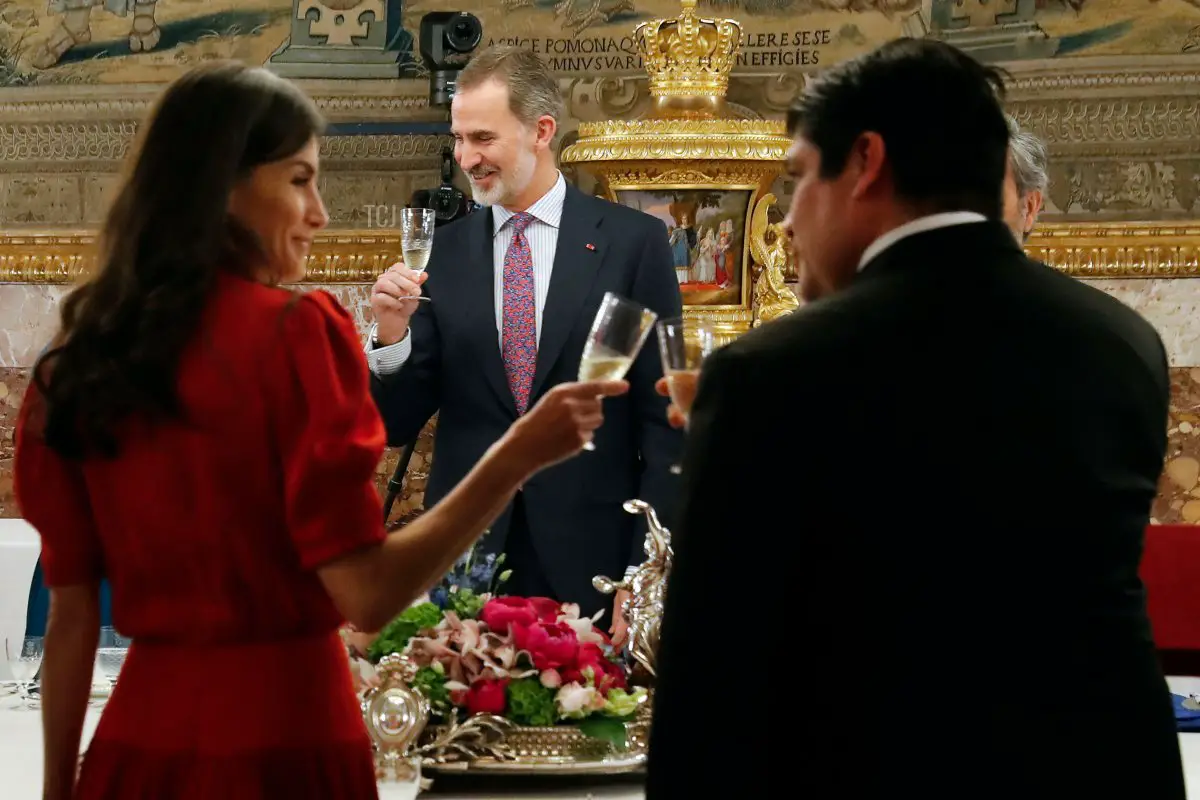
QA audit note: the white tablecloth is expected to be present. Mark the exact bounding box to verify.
[4,681,1200,798]
[0,701,644,799]
[0,520,40,673]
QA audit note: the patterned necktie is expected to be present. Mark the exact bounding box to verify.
[502,212,537,414]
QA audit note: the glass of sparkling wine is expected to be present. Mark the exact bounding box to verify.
[400,207,436,301]
[577,292,658,451]
[656,316,716,474]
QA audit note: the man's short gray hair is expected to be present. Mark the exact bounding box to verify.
[1006,114,1049,197]
[456,45,565,129]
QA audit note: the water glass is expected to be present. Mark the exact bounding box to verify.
[6,637,43,707]
[656,317,716,474]
[399,207,436,301]
[96,647,127,691]
[577,292,658,451]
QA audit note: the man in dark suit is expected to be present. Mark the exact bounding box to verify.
[647,39,1184,798]
[367,46,682,638]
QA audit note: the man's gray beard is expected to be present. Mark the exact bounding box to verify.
[469,179,504,207]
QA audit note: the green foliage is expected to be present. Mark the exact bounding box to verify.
[505,678,558,727]
[412,665,451,713]
[446,587,488,620]
[577,716,630,750]
[366,602,444,662]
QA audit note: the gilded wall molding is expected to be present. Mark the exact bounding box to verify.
[0,230,403,284]
[0,222,1196,284]
[1024,221,1200,278]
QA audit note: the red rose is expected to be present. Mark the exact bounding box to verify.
[479,596,538,633]
[513,620,580,670]
[465,677,509,716]
[565,642,628,692]
[527,596,563,623]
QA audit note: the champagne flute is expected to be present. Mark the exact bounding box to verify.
[577,292,659,451]
[400,207,436,302]
[656,317,716,474]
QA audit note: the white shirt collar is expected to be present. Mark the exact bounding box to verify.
[491,171,567,235]
[857,211,987,271]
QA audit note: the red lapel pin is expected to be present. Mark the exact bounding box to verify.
[585,243,596,250]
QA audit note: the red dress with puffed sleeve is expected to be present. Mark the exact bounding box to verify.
[15,273,387,799]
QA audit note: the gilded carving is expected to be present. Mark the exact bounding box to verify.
[600,164,778,186]
[748,192,799,326]
[1024,222,1200,278]
[0,231,404,284]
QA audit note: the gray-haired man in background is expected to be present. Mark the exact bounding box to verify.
[1003,114,1048,243]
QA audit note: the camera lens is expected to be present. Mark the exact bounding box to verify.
[445,13,482,53]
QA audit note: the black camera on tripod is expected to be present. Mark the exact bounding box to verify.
[410,144,476,228]
[419,12,483,108]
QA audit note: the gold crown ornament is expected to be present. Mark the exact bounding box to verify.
[560,0,800,341]
[632,0,742,100]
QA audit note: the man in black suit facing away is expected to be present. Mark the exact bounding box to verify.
[647,39,1184,799]
[366,46,682,641]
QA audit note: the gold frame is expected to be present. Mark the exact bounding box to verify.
[564,154,796,341]
[0,220,1196,285]
[606,180,760,322]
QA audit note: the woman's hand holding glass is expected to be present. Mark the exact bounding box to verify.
[505,379,631,473]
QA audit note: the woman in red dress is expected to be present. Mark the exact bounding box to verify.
[15,62,627,800]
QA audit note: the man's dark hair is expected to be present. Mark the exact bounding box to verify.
[787,38,1009,219]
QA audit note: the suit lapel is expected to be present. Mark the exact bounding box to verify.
[463,208,518,416]
[531,188,606,400]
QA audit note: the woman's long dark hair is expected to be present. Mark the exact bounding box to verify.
[32,61,325,459]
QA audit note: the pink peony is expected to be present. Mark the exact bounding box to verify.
[527,597,564,623]
[512,620,580,671]
[479,597,538,632]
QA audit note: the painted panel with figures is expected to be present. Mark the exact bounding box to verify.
[615,188,749,308]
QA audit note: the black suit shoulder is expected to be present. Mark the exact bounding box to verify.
[711,284,871,372]
[1017,254,1166,369]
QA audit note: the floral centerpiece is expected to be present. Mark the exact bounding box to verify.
[347,551,648,749]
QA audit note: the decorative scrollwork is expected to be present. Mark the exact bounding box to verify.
[597,164,776,187]
[595,76,644,118]
[759,73,805,113]
[413,714,517,764]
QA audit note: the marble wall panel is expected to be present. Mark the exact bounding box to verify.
[1157,368,1200,524]
[1080,279,1200,367]
[0,285,71,368]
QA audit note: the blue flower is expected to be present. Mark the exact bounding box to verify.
[429,586,450,609]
